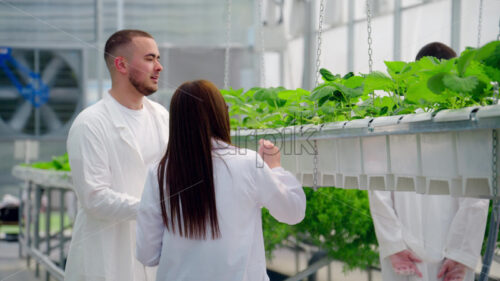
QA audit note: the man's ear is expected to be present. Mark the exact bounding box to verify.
[114,56,127,74]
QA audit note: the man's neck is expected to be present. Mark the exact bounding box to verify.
[109,84,144,110]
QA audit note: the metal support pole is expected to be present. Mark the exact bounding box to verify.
[45,189,51,281]
[295,243,300,275]
[285,254,331,281]
[307,251,327,281]
[279,50,285,87]
[347,0,355,72]
[327,263,331,281]
[393,0,402,61]
[26,183,32,268]
[116,0,124,30]
[59,190,65,269]
[18,187,23,258]
[34,50,40,137]
[95,0,103,100]
[302,0,317,91]
[450,0,461,53]
[479,129,499,281]
[479,200,500,281]
[34,186,41,277]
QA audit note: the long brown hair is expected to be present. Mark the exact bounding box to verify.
[157,80,231,240]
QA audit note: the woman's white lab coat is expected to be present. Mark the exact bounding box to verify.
[369,191,489,281]
[64,92,169,281]
[136,142,306,281]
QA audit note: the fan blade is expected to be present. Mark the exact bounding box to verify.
[41,56,64,86]
[8,100,32,131]
[48,88,80,103]
[0,87,19,99]
[12,53,33,84]
[40,104,62,131]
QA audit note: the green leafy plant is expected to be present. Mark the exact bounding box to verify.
[227,40,500,271]
[26,153,70,171]
[225,41,500,128]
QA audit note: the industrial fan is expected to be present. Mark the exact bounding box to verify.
[0,47,83,137]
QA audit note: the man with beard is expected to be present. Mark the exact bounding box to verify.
[65,29,169,281]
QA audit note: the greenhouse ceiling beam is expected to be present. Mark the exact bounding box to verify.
[0,42,87,50]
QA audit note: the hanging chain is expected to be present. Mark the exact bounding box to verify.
[365,0,374,73]
[258,0,266,87]
[477,0,484,47]
[223,0,232,89]
[313,139,319,189]
[493,130,498,199]
[315,0,325,88]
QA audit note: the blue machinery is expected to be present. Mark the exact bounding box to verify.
[0,47,83,137]
[0,47,50,109]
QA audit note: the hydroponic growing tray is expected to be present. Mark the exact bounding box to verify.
[231,104,500,198]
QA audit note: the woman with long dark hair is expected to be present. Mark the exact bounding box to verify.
[136,80,306,281]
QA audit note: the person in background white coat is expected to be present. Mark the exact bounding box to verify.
[369,42,489,281]
[136,80,306,281]
[65,29,168,281]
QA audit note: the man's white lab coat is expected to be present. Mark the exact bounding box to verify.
[64,92,169,281]
[369,191,489,281]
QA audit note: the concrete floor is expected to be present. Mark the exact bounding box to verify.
[266,247,382,281]
[2,239,500,281]
[0,241,43,281]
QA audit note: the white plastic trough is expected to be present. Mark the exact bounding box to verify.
[231,104,500,198]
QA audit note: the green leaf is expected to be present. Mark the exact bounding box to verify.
[414,56,439,71]
[343,76,364,89]
[295,88,311,98]
[278,90,300,101]
[363,71,394,94]
[379,106,388,115]
[427,72,447,94]
[442,73,478,93]
[482,42,500,70]
[343,72,354,80]
[335,84,363,100]
[484,65,500,83]
[457,48,476,77]
[253,88,270,101]
[310,85,335,102]
[320,68,336,82]
[385,61,408,76]
[474,40,500,68]
[407,79,442,103]
[259,112,282,123]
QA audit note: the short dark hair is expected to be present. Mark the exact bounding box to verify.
[104,29,153,69]
[415,42,457,61]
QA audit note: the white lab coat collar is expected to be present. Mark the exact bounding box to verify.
[211,138,231,149]
[103,92,168,157]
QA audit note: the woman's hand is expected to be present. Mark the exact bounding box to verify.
[258,139,281,169]
[437,259,467,281]
[389,250,423,277]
